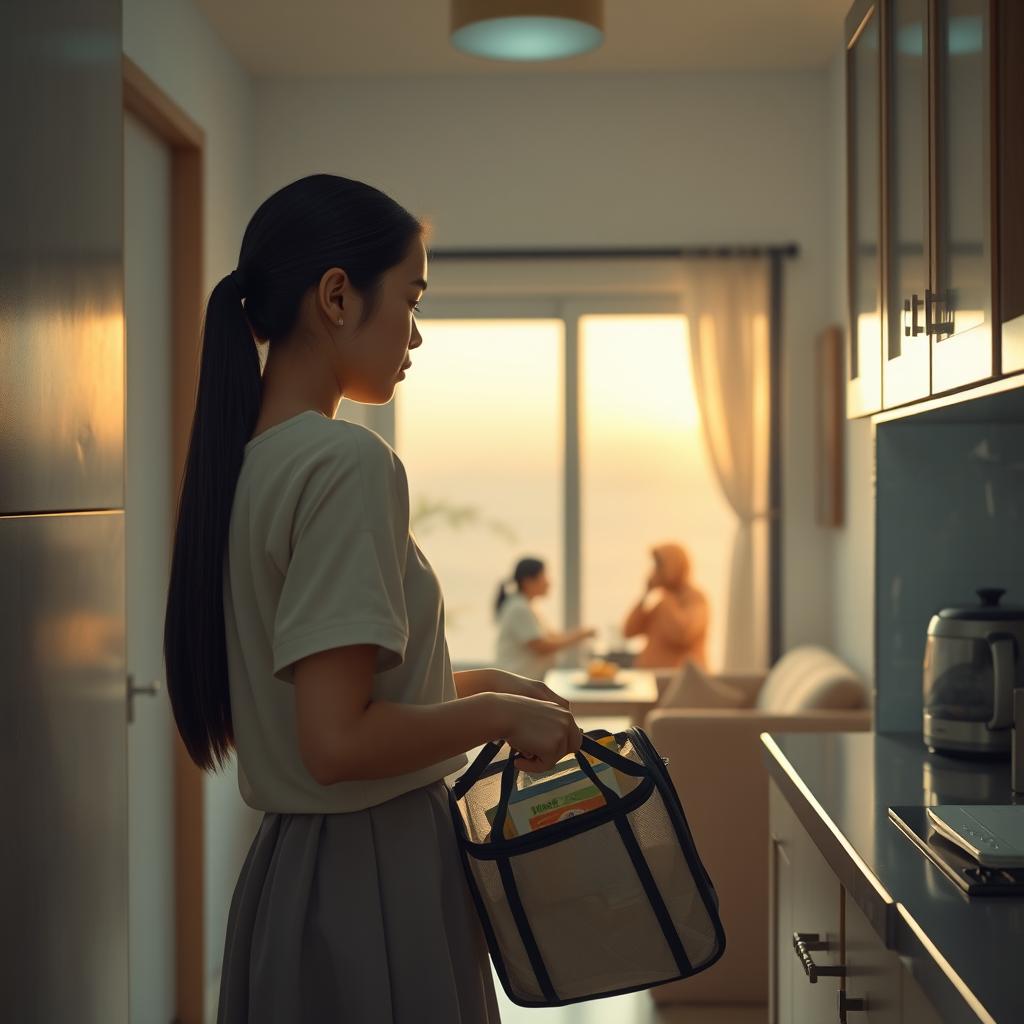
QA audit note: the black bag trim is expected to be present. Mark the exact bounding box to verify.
[447,726,727,1008]
[630,727,728,964]
[451,730,647,803]
[614,815,693,975]
[495,856,558,1003]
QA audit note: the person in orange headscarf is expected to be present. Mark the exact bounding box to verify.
[622,542,709,670]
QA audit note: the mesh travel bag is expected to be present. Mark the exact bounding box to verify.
[448,727,725,1007]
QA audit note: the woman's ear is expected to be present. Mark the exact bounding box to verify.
[317,267,348,325]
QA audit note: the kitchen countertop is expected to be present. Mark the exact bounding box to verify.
[761,731,1024,1024]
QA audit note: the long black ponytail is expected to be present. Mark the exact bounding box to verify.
[164,174,422,771]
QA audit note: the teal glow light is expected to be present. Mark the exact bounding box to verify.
[451,16,603,61]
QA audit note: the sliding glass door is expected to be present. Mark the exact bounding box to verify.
[396,296,752,672]
[396,313,564,664]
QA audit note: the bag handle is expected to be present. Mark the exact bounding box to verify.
[451,727,649,799]
[579,733,650,777]
[449,740,506,801]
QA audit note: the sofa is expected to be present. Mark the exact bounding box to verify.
[643,645,872,1007]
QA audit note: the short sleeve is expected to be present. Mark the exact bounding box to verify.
[501,600,543,648]
[271,432,410,684]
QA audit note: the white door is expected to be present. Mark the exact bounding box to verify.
[124,111,176,1024]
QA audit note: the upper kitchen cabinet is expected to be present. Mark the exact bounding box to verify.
[846,0,1024,417]
[883,0,931,407]
[1000,0,1024,374]
[928,0,995,395]
[846,0,884,417]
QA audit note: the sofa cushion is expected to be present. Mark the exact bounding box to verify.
[755,645,867,712]
[659,661,752,710]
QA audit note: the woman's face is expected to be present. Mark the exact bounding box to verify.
[521,570,550,599]
[328,235,428,404]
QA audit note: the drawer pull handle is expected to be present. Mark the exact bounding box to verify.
[792,931,845,984]
[839,990,867,1021]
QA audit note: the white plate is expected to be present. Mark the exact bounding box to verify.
[575,678,627,689]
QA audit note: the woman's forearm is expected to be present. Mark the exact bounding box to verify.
[453,668,497,699]
[528,628,591,656]
[554,627,591,649]
[324,693,507,784]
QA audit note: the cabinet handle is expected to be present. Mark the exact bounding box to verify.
[792,932,845,984]
[925,288,953,338]
[838,990,867,1021]
[903,294,925,337]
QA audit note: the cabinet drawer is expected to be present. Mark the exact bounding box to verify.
[901,964,945,1024]
[770,781,844,1023]
[843,891,901,1023]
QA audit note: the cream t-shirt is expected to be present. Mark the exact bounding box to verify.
[495,592,555,681]
[223,410,467,813]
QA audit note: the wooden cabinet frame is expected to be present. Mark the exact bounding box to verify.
[846,0,885,417]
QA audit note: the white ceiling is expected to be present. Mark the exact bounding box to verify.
[194,0,850,77]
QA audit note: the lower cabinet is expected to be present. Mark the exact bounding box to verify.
[902,968,946,1024]
[770,781,843,1022]
[844,891,901,1023]
[769,780,945,1024]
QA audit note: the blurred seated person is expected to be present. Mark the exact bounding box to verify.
[495,557,596,680]
[623,542,708,671]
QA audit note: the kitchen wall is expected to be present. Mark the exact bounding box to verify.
[254,66,843,654]
[122,0,260,1015]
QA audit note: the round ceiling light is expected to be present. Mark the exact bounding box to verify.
[451,0,604,62]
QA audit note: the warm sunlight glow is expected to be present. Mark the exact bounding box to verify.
[396,314,740,671]
[580,315,736,671]
[396,320,564,663]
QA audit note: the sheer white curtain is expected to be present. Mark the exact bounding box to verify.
[682,258,772,672]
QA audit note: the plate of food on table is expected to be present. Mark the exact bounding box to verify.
[577,658,628,689]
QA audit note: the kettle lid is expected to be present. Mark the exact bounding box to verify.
[937,588,1024,622]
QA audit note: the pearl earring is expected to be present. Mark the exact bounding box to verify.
[337,318,344,327]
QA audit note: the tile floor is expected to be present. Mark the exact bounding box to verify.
[492,969,767,1024]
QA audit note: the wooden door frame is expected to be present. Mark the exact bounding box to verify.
[122,55,206,1024]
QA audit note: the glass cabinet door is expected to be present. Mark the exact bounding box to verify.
[930,0,994,393]
[883,0,931,408]
[846,1,883,418]
[999,0,1024,374]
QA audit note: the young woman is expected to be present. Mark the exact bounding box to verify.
[623,542,709,670]
[494,557,596,681]
[163,174,582,1023]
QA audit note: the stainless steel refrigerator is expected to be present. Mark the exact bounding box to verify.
[0,0,128,1019]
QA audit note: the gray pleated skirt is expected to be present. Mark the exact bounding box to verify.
[217,780,501,1023]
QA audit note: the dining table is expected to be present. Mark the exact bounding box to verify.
[543,666,660,731]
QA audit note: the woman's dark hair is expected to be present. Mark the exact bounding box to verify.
[494,556,546,618]
[164,174,422,771]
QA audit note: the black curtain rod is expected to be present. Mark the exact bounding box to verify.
[428,244,799,260]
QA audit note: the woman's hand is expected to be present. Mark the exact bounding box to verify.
[487,669,572,710]
[455,667,570,709]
